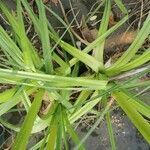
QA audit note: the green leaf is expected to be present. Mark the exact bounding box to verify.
[64,111,85,150]
[93,0,111,63]
[69,91,101,123]
[12,89,45,150]
[114,0,128,14]
[0,1,36,71]
[35,0,53,74]
[121,89,150,119]
[22,90,32,111]
[45,5,75,46]
[74,98,113,150]
[69,15,128,67]
[0,87,17,103]
[55,106,63,150]
[120,48,150,71]
[16,0,35,71]
[46,117,58,150]
[72,90,92,113]
[107,13,150,75]
[123,80,150,89]
[1,1,41,69]
[53,53,71,75]
[59,41,104,72]
[112,91,150,144]
[0,68,108,89]
[0,26,24,69]
[106,111,116,150]
[0,86,24,116]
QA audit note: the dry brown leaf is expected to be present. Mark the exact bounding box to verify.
[42,0,49,4]
[81,27,98,42]
[39,92,52,116]
[51,0,58,6]
[105,30,137,50]
[109,12,117,27]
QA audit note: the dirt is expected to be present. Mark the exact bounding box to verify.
[0,0,150,149]
[71,110,150,150]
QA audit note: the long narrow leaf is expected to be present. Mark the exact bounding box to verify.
[120,49,150,71]
[93,0,111,63]
[36,0,53,74]
[69,91,101,123]
[0,68,107,89]
[12,89,45,150]
[59,41,104,72]
[112,91,150,144]
[69,16,128,67]
[74,99,113,149]
[107,13,150,75]
[106,111,116,150]
[114,0,128,14]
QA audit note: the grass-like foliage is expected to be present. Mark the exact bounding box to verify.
[0,0,150,149]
